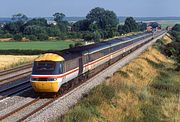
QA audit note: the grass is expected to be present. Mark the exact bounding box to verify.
[54,34,180,122]
[0,40,74,50]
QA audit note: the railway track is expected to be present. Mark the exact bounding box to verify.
[0,63,32,86]
[0,72,87,121]
[0,80,32,101]
[0,63,32,101]
[0,63,32,77]
[0,71,31,86]
[0,94,60,121]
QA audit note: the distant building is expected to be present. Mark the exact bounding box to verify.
[47,20,57,25]
[0,23,5,28]
[147,26,153,32]
[166,26,172,31]
[147,22,161,32]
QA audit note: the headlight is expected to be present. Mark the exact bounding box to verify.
[47,78,57,81]
[30,78,57,81]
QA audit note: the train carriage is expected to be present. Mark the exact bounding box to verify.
[31,32,156,93]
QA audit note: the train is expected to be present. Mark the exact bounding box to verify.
[30,31,164,93]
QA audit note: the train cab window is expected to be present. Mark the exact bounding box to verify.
[32,61,63,75]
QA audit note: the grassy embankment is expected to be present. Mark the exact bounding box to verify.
[56,33,180,122]
[0,55,37,70]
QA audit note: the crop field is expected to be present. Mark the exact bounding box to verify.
[158,20,180,28]
[0,55,37,70]
[0,40,74,50]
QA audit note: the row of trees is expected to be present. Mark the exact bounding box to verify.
[73,7,147,41]
[0,7,147,41]
[0,13,72,40]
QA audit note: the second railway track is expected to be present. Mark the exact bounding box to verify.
[0,63,32,86]
[0,80,32,101]
[0,63,32,77]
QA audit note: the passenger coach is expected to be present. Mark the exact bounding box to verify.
[31,31,163,93]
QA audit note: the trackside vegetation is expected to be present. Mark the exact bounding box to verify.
[53,26,180,122]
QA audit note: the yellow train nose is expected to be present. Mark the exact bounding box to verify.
[31,81,59,93]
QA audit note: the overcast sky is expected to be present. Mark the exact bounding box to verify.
[0,0,179,17]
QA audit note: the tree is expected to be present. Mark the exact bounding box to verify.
[25,18,47,26]
[13,34,22,41]
[12,13,28,22]
[53,13,65,23]
[93,31,101,42]
[172,24,180,32]
[4,22,24,34]
[86,7,118,30]
[0,28,4,35]
[23,25,46,36]
[118,25,125,35]
[124,17,138,32]
[83,32,94,41]
[122,24,130,33]
[46,26,60,36]
[37,33,48,40]
[138,22,147,31]
[73,19,91,32]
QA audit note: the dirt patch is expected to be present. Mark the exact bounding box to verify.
[0,38,13,42]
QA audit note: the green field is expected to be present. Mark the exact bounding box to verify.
[0,40,74,50]
[158,20,180,28]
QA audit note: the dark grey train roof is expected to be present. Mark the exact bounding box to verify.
[51,32,151,60]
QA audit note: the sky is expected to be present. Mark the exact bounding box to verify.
[0,0,179,17]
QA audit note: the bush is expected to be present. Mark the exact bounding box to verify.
[83,32,94,41]
[0,33,13,38]
[101,84,115,101]
[13,34,22,41]
[74,42,83,47]
[37,33,48,40]
[140,104,160,122]
[27,35,38,41]
[93,31,101,42]
[58,33,67,40]
[63,106,92,122]
[69,44,74,48]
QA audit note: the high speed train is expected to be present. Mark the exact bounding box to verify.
[30,31,164,93]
